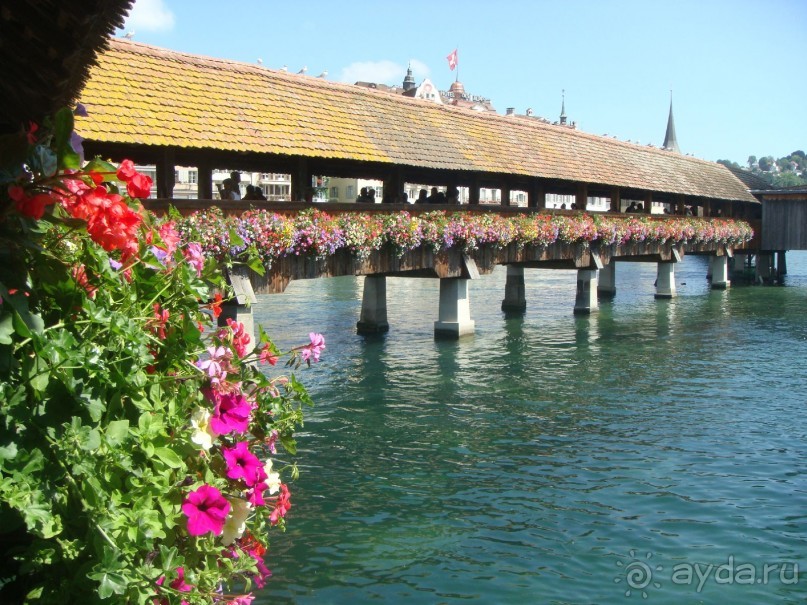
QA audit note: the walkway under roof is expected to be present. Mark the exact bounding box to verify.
[74,38,757,208]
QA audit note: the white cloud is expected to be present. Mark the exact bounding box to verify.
[338,60,431,86]
[123,0,175,33]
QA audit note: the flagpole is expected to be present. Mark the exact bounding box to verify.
[455,44,459,83]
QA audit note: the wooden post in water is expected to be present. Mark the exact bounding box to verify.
[356,276,390,334]
[218,267,257,346]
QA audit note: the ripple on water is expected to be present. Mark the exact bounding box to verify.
[256,254,807,605]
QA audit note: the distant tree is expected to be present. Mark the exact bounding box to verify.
[791,150,805,159]
[747,155,757,169]
[776,157,793,172]
[758,156,773,171]
[717,159,741,170]
[772,172,807,188]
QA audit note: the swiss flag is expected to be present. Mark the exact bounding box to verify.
[446,49,458,71]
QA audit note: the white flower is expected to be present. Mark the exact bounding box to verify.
[190,407,216,450]
[221,498,251,546]
[263,458,281,495]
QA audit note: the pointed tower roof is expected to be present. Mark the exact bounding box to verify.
[559,89,567,125]
[402,62,416,91]
[663,93,680,153]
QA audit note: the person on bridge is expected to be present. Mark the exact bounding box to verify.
[415,189,428,204]
[219,178,241,200]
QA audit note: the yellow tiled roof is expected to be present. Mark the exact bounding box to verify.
[76,39,757,203]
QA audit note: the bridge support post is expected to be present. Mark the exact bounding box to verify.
[573,269,599,314]
[356,275,390,334]
[597,263,616,298]
[756,253,775,283]
[218,267,257,348]
[655,262,676,299]
[777,250,787,276]
[434,278,475,339]
[710,255,730,289]
[732,253,748,277]
[501,265,526,314]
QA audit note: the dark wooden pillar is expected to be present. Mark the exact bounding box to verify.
[198,162,213,200]
[501,182,512,207]
[703,199,712,218]
[676,195,685,215]
[156,148,175,199]
[576,183,588,211]
[644,192,653,214]
[610,187,621,212]
[468,173,480,206]
[291,158,310,201]
[529,181,546,209]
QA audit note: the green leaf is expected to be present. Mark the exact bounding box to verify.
[0,313,13,344]
[105,420,129,446]
[228,227,245,248]
[83,157,119,177]
[247,255,266,276]
[89,571,128,599]
[53,107,74,150]
[152,446,183,469]
[80,429,101,451]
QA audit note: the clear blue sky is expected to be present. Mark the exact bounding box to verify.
[120,0,806,165]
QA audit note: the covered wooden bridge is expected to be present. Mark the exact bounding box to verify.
[72,38,760,337]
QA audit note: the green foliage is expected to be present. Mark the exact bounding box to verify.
[0,113,317,603]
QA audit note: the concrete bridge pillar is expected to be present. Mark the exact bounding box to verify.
[435,278,475,339]
[573,269,599,314]
[356,275,390,334]
[655,262,676,299]
[597,263,616,298]
[710,255,730,290]
[501,265,527,313]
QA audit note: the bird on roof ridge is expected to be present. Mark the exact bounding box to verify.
[317,70,328,78]
[123,31,135,39]
[280,65,288,71]
[297,66,307,75]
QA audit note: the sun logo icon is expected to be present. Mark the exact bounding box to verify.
[614,550,663,598]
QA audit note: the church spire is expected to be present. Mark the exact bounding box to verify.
[663,92,680,153]
[402,62,416,91]
[559,89,567,125]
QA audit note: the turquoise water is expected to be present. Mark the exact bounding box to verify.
[253,253,807,604]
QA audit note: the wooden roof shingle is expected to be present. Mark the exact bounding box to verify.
[76,39,757,204]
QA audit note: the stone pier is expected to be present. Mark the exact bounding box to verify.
[710,255,730,290]
[573,269,599,314]
[655,262,676,299]
[597,263,616,299]
[357,275,390,334]
[218,267,258,345]
[434,278,475,338]
[501,265,527,313]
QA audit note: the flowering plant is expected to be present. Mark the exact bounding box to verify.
[180,208,753,267]
[0,109,319,604]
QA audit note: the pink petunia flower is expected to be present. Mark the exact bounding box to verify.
[169,567,192,592]
[208,390,253,435]
[182,484,230,536]
[222,441,267,487]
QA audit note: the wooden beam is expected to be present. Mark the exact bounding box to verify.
[156,148,176,199]
[529,181,546,209]
[291,158,310,201]
[644,192,653,215]
[468,173,480,206]
[576,183,588,211]
[610,187,621,213]
[198,162,213,200]
[501,182,512,207]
